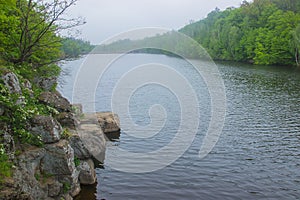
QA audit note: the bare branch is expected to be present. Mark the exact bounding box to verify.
[13,0,83,65]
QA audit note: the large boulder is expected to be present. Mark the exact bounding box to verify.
[39,91,71,112]
[13,148,48,200]
[41,140,81,198]
[96,112,120,133]
[41,140,76,176]
[69,135,91,160]
[34,76,57,91]
[1,71,24,105]
[77,159,96,185]
[47,180,62,198]
[0,127,15,160]
[1,72,22,94]
[78,114,107,163]
[31,115,62,144]
[56,112,79,130]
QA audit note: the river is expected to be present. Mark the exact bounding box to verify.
[59,54,300,200]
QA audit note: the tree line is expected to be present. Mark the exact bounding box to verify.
[61,37,95,59]
[97,0,300,66]
[180,0,300,66]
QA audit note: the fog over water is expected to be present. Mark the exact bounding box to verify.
[66,0,249,43]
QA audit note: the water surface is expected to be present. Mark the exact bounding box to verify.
[59,54,300,200]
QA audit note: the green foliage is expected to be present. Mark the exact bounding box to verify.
[0,0,19,62]
[34,173,40,181]
[0,145,12,182]
[34,171,53,183]
[61,37,95,58]
[179,0,300,66]
[0,0,61,66]
[0,0,85,81]
[96,0,300,66]
[74,156,80,167]
[62,182,71,193]
[0,72,60,147]
[61,128,73,139]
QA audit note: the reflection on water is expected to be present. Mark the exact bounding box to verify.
[74,183,97,200]
[104,131,121,142]
[59,55,300,200]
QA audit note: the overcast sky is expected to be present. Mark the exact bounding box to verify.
[66,0,246,44]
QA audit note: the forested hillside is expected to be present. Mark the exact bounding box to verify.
[180,0,300,66]
[61,37,95,58]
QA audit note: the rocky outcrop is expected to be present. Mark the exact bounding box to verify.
[1,71,24,105]
[14,148,48,200]
[78,113,107,163]
[0,128,15,160]
[56,112,78,130]
[42,140,76,176]
[39,91,72,112]
[96,112,120,133]
[6,142,80,200]
[43,140,81,197]
[77,159,96,185]
[34,76,57,91]
[95,112,121,141]
[1,72,22,94]
[69,135,91,160]
[0,71,121,200]
[31,115,62,144]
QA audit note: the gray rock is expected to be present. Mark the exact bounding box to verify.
[22,79,32,90]
[31,115,62,144]
[0,129,15,160]
[48,181,62,197]
[70,181,81,197]
[56,112,79,130]
[35,76,57,91]
[42,140,80,197]
[22,79,34,97]
[96,112,120,133]
[77,159,96,185]
[39,91,71,112]
[78,114,107,163]
[69,135,91,160]
[41,140,76,176]
[18,148,46,177]
[1,72,22,94]
[60,194,73,200]
[1,72,25,105]
[14,148,48,200]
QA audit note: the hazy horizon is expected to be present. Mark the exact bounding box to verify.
[66,0,249,44]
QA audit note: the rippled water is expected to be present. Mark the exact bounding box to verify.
[59,54,300,200]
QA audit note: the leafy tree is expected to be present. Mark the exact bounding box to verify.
[0,0,84,78]
[0,0,19,63]
[15,0,83,65]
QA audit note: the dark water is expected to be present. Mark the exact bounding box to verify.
[59,54,300,200]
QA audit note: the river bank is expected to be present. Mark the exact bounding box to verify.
[0,70,120,200]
